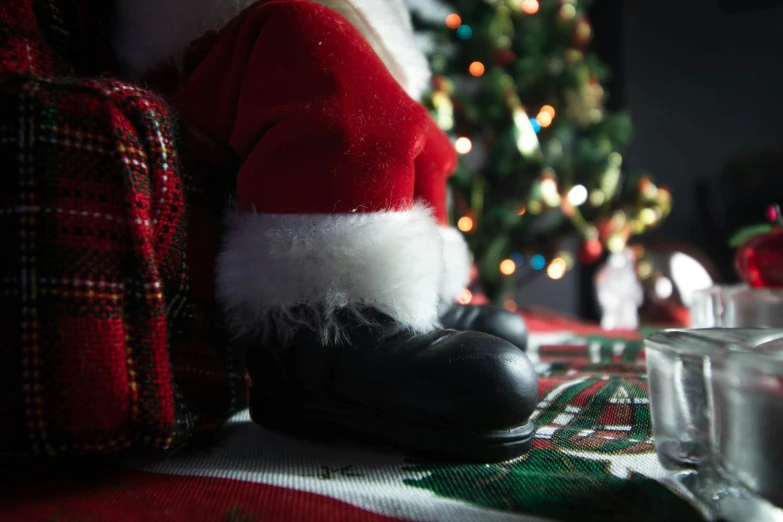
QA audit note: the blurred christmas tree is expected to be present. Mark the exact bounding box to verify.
[408,0,672,301]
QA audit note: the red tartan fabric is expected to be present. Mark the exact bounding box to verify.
[0,0,246,456]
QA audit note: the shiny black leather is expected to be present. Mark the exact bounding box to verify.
[439,303,528,351]
[247,311,538,462]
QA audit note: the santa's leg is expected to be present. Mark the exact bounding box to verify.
[121,0,538,461]
[413,118,529,350]
[413,119,471,304]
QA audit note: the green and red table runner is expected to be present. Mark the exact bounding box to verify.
[1,310,704,522]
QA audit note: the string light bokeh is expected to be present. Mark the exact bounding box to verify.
[422,0,670,302]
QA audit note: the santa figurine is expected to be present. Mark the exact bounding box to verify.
[595,248,644,330]
[111,0,536,461]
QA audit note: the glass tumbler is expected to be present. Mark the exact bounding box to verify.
[646,329,783,521]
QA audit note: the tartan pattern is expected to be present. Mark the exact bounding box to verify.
[0,0,246,456]
[528,329,654,460]
[401,320,702,521]
[528,328,647,377]
[0,314,706,522]
[532,375,653,455]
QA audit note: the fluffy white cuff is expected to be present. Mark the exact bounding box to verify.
[440,227,472,302]
[216,204,443,344]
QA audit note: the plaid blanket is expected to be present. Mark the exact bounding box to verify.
[0,0,246,457]
[0,311,705,522]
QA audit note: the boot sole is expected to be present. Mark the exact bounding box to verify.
[248,388,535,463]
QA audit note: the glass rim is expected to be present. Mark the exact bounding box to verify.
[645,328,783,370]
[693,283,783,296]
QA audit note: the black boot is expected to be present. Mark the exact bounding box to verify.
[439,302,528,352]
[247,311,538,462]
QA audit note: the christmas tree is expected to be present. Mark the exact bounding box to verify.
[409,0,671,301]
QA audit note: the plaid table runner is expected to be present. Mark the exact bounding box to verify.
[1,310,705,522]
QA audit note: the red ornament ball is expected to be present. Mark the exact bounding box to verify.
[579,238,603,264]
[495,49,516,65]
[432,75,447,92]
[735,229,783,288]
[573,17,593,47]
[766,204,780,223]
[596,217,614,243]
[469,263,479,284]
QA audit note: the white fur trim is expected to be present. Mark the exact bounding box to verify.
[216,203,443,344]
[112,0,431,99]
[440,227,471,302]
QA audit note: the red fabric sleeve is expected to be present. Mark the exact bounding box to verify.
[0,1,64,78]
[171,0,445,215]
[413,118,458,225]
[0,0,246,456]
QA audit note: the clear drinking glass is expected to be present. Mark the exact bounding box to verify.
[645,329,783,521]
[691,285,783,328]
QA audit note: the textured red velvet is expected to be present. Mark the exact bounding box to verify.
[414,117,458,224]
[171,0,456,217]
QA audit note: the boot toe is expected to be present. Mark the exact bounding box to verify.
[249,320,539,461]
[439,303,528,351]
[472,307,528,351]
[433,331,538,430]
[331,330,538,432]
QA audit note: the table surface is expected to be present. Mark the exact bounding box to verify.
[1,311,705,522]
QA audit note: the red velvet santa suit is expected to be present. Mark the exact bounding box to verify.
[112,0,471,342]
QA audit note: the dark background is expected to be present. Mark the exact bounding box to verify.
[516,0,783,318]
[718,0,783,13]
